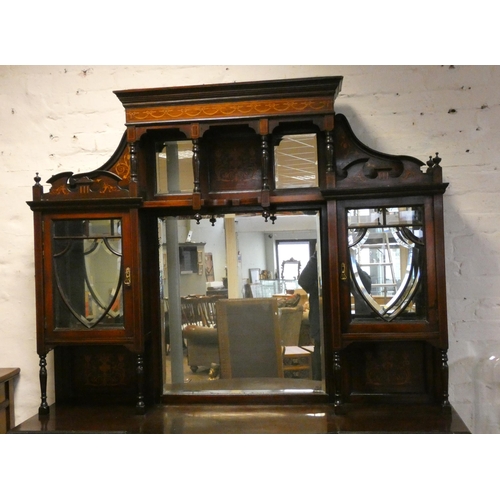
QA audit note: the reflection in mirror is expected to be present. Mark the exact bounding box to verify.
[159,211,325,395]
[156,140,194,194]
[281,258,301,281]
[53,219,123,329]
[274,134,318,189]
[348,207,425,322]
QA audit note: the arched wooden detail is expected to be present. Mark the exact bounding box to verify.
[37,132,133,201]
[330,114,443,192]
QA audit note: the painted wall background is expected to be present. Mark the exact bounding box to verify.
[1,65,499,432]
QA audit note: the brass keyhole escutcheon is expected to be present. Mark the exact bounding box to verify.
[340,263,348,281]
[124,267,131,287]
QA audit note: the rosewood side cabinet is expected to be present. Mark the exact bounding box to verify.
[27,76,451,416]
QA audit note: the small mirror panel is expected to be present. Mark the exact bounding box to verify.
[274,134,318,189]
[156,140,194,194]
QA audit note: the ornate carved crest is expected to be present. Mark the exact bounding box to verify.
[47,170,125,197]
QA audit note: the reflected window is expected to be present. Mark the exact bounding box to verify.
[156,140,194,194]
[53,219,123,329]
[348,207,425,322]
[274,134,318,189]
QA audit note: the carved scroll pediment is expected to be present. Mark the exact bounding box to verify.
[340,157,405,181]
[47,170,125,197]
[40,133,131,200]
[334,114,442,187]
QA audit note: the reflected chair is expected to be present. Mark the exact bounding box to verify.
[216,298,284,379]
[180,295,220,373]
[278,304,303,346]
[278,303,312,378]
[182,325,219,373]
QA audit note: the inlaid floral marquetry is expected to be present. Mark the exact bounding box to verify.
[47,171,125,197]
[125,97,334,124]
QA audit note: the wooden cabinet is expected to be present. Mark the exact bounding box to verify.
[0,368,20,433]
[29,189,145,413]
[28,77,451,415]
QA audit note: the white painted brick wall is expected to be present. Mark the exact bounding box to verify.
[1,65,499,432]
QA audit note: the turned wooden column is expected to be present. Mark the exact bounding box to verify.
[38,354,49,416]
[441,348,451,410]
[333,350,342,409]
[136,353,146,414]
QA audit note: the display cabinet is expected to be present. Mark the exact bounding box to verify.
[28,169,146,414]
[28,76,450,415]
[324,113,449,407]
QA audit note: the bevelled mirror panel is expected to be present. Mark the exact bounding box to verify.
[53,219,124,329]
[347,207,426,322]
[159,211,325,395]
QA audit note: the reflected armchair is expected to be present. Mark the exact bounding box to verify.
[216,298,284,379]
[180,295,220,373]
[278,303,303,346]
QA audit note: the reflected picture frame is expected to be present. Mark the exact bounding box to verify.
[249,268,261,283]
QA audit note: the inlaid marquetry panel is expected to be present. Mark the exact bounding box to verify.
[202,126,262,194]
[344,341,431,399]
[125,97,334,124]
[60,346,136,396]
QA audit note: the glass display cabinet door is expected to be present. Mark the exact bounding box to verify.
[44,214,135,343]
[37,213,140,415]
[338,200,435,333]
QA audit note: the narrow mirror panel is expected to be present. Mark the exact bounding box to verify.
[156,140,194,194]
[274,134,318,189]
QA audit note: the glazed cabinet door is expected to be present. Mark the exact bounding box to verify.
[337,196,443,339]
[41,212,138,349]
[334,196,449,406]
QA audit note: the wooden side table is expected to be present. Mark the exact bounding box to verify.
[283,347,312,378]
[0,368,20,433]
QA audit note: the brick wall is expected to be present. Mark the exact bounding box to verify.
[1,65,498,431]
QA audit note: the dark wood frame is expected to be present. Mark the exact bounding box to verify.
[27,76,450,414]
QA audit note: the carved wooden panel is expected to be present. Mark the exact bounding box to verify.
[333,114,443,189]
[55,346,136,403]
[202,126,262,195]
[343,341,434,402]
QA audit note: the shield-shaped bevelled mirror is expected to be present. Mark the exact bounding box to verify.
[347,206,426,322]
[52,219,124,329]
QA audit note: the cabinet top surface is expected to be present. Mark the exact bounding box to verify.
[0,368,20,383]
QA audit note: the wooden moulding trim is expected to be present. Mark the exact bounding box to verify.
[124,97,335,126]
[44,337,136,344]
[143,191,323,209]
[321,183,449,200]
[27,197,144,212]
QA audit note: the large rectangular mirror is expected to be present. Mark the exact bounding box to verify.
[158,211,325,395]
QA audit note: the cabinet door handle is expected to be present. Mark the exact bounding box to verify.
[124,267,132,287]
[340,263,348,281]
